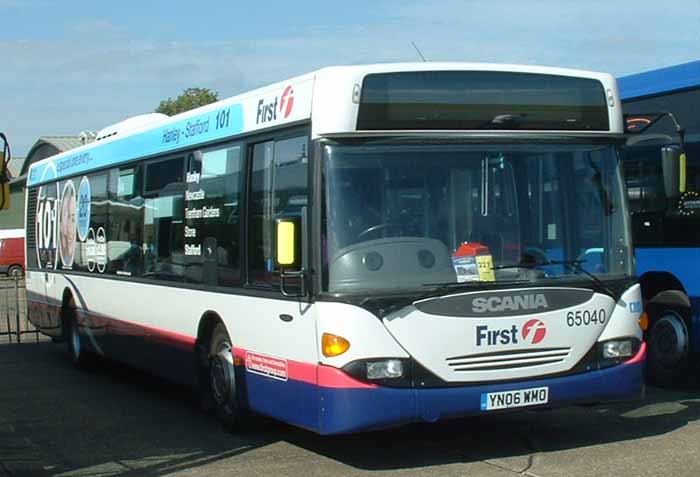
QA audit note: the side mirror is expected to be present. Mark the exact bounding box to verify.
[275,217,302,270]
[0,182,9,211]
[661,146,687,199]
[275,216,307,297]
[0,149,9,210]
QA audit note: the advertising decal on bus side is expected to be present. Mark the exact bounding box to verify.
[28,80,313,188]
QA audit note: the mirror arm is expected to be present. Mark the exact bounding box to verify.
[625,111,686,152]
[279,268,307,298]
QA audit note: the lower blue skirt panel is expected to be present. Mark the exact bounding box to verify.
[241,360,643,435]
[316,361,643,435]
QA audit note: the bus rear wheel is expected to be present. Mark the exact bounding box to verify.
[63,300,93,370]
[208,323,243,428]
[646,308,689,387]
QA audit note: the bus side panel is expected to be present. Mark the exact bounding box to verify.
[35,275,322,426]
[26,270,63,338]
[234,353,320,432]
[636,247,700,349]
[223,298,321,432]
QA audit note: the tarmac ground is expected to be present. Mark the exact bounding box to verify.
[2,340,700,476]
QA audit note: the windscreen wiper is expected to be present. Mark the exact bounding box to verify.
[493,259,616,297]
[421,279,531,288]
[492,259,584,271]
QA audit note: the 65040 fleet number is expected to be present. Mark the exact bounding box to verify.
[566,309,606,327]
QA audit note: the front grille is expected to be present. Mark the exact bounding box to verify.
[446,347,571,372]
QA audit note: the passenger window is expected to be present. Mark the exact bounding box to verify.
[248,135,308,286]
[142,157,185,281]
[184,144,242,286]
[108,166,145,277]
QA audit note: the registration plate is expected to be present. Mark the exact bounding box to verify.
[480,386,549,411]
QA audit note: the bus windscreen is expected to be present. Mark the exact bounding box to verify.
[357,71,610,131]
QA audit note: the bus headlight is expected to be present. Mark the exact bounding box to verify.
[602,339,634,359]
[342,358,412,386]
[366,359,404,380]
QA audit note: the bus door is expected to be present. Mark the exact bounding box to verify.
[243,136,320,427]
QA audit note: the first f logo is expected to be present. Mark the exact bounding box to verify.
[280,85,294,118]
[522,319,547,344]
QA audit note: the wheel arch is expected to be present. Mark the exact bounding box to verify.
[195,310,231,371]
[639,271,691,310]
[196,310,227,350]
[59,287,76,340]
[194,310,244,415]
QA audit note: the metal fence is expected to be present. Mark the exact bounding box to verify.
[0,277,40,344]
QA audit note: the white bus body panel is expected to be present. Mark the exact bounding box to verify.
[27,62,623,189]
[315,302,410,368]
[310,63,623,138]
[38,273,319,365]
[315,286,642,384]
[598,284,643,341]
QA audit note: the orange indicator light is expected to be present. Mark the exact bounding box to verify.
[322,333,350,357]
[639,312,649,332]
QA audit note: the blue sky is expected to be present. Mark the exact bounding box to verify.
[2,0,698,157]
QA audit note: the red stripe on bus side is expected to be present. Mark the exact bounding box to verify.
[76,309,196,350]
[71,310,374,389]
[232,347,376,389]
[149,326,197,349]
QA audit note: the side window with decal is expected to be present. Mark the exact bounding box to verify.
[73,173,108,273]
[35,179,60,270]
[57,178,78,270]
[184,144,242,287]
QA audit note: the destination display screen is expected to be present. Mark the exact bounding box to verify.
[357,71,610,131]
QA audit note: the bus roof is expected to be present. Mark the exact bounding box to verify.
[27,62,621,187]
[618,60,700,101]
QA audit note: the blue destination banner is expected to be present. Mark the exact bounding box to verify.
[28,104,244,186]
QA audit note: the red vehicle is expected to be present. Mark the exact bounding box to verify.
[0,235,25,277]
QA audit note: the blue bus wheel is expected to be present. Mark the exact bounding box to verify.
[646,309,689,387]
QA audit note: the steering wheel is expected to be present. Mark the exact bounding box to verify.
[357,223,405,240]
[521,246,549,266]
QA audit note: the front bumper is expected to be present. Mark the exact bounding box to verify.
[316,345,645,434]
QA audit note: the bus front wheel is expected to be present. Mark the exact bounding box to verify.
[208,323,243,428]
[646,307,689,387]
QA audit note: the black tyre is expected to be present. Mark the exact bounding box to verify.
[63,299,93,370]
[7,265,22,278]
[646,307,689,387]
[207,323,244,428]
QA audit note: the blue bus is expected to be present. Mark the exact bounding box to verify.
[619,60,700,386]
